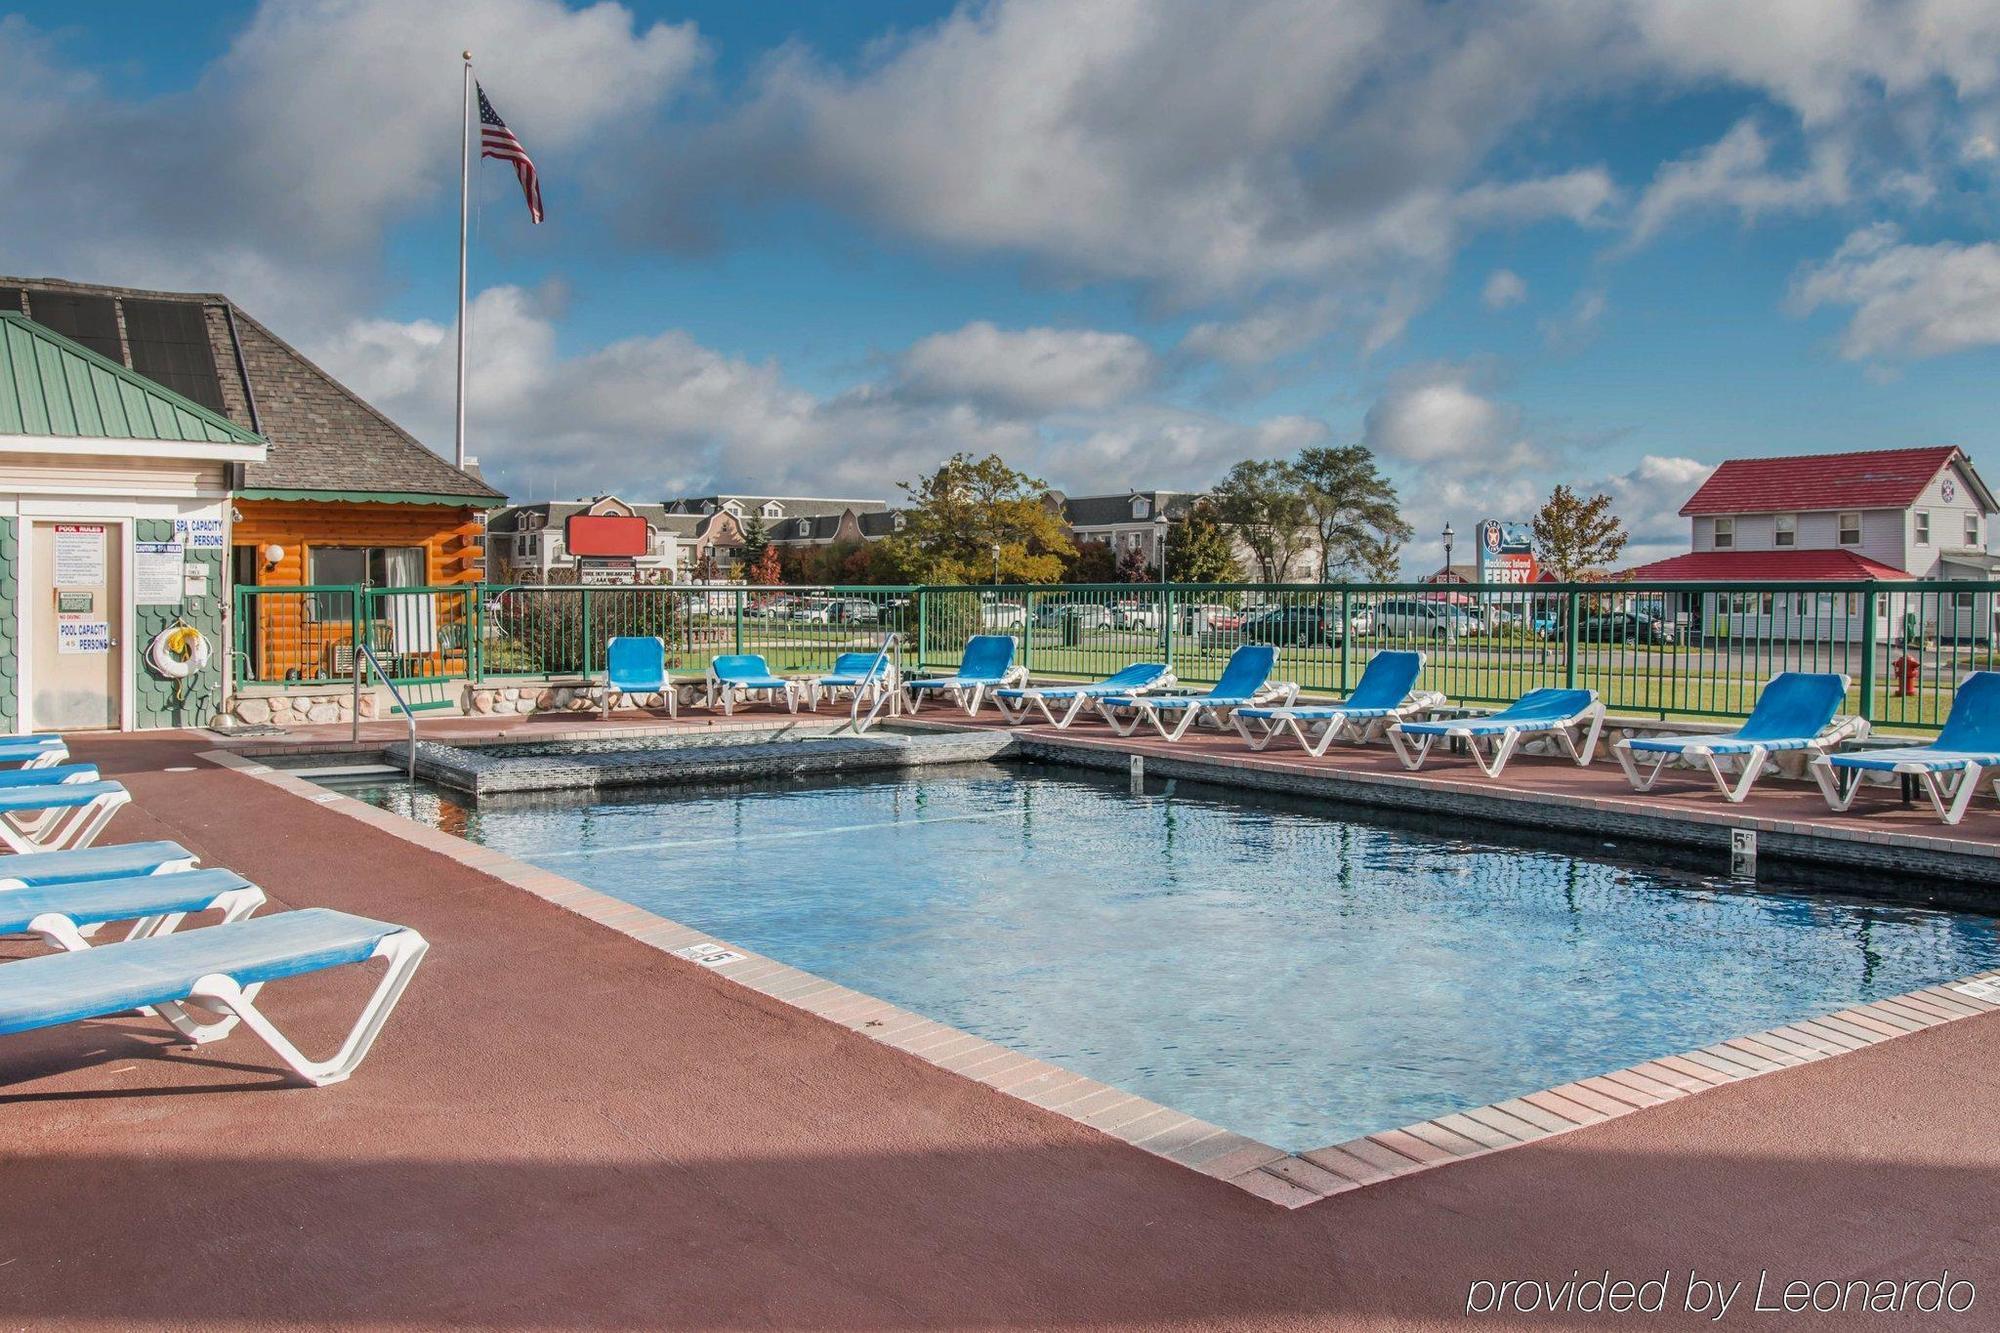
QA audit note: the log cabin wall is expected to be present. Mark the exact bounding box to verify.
[232,499,484,585]
[231,499,486,683]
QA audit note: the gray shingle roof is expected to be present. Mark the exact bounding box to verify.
[0,276,502,504]
[1063,491,1187,526]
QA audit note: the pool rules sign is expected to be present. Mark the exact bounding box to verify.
[53,524,112,654]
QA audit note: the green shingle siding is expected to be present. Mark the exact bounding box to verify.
[132,518,223,728]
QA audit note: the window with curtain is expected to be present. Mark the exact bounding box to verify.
[307,546,427,586]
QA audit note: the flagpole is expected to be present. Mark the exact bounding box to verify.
[454,51,472,470]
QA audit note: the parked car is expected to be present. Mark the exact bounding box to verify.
[1372,598,1474,641]
[978,598,1028,629]
[1572,611,1678,645]
[788,597,838,624]
[1108,600,1162,631]
[1033,600,1113,630]
[829,598,881,625]
[1240,602,1349,647]
[1178,602,1243,633]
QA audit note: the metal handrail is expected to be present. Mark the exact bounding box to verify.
[352,643,419,779]
[851,634,903,734]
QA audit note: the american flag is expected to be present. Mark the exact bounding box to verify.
[477,83,543,224]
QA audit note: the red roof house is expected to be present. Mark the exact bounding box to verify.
[1629,445,1997,581]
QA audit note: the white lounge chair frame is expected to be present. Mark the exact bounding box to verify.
[1099,681,1300,742]
[705,671,803,716]
[904,666,1029,718]
[1232,690,1447,756]
[0,781,130,855]
[1809,754,2000,826]
[993,672,1178,729]
[1388,701,1606,778]
[151,929,430,1087]
[1616,715,1869,804]
[24,884,268,955]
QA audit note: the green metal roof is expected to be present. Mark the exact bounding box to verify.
[0,311,265,446]
[238,486,507,509]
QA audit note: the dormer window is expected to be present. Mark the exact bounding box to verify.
[1132,496,1151,520]
[722,501,743,517]
[796,519,811,537]
[762,502,783,519]
[892,513,906,531]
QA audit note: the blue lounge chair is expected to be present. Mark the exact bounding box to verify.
[0,840,197,888]
[0,736,66,769]
[0,908,428,1086]
[0,867,264,953]
[1098,645,1295,741]
[0,779,129,854]
[904,635,1026,716]
[1810,671,2000,825]
[1231,650,1444,756]
[0,763,102,844]
[706,654,803,715]
[993,662,1175,728]
[1388,688,1605,777]
[806,648,899,711]
[602,635,684,719]
[1614,672,1863,802]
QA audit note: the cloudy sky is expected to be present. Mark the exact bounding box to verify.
[9,1,2000,570]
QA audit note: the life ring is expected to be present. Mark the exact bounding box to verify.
[146,624,211,680]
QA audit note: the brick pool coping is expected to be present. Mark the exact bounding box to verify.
[203,731,2000,1209]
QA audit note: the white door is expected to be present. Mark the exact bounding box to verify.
[29,521,123,730]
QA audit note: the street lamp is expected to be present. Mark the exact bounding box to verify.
[991,542,1001,585]
[1154,513,1171,583]
[1442,521,1455,580]
[1154,512,1173,656]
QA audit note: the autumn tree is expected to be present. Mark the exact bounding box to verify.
[748,541,783,586]
[1293,444,1411,579]
[1115,546,1154,583]
[1164,499,1243,584]
[1208,459,1312,582]
[878,452,1073,583]
[1532,484,1628,581]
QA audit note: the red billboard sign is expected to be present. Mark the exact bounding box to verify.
[565,513,649,558]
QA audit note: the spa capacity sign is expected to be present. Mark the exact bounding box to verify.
[173,517,225,550]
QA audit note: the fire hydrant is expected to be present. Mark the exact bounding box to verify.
[1894,654,1922,697]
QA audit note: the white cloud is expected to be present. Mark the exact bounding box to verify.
[1178,295,1340,366]
[1790,223,2000,359]
[1480,269,1527,309]
[319,288,1319,501]
[897,322,1155,413]
[1362,365,1539,471]
[1539,287,1608,350]
[1599,454,1713,564]
[1626,119,1848,248]
[0,2,703,331]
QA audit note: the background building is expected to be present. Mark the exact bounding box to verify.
[487,497,681,583]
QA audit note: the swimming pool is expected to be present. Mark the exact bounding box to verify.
[332,761,2000,1152]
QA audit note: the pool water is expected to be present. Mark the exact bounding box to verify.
[334,762,2000,1152]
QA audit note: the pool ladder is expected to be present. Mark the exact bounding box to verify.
[351,644,419,779]
[849,634,903,735]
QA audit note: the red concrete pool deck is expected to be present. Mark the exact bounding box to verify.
[5,727,1999,1329]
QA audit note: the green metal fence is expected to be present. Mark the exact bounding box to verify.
[232,578,2000,733]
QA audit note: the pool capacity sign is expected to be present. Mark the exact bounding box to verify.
[1474,519,1537,584]
[53,524,112,654]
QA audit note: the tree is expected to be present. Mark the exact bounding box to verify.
[748,541,783,586]
[1064,540,1118,583]
[1532,484,1628,580]
[1293,444,1411,579]
[1208,459,1312,582]
[739,512,771,571]
[1164,499,1242,584]
[878,452,1074,583]
[1115,546,1153,583]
